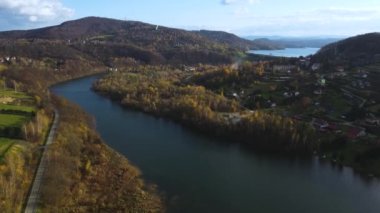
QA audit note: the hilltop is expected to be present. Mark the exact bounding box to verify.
[0,17,276,65]
[314,33,380,66]
[195,30,280,50]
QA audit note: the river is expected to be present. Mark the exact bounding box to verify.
[248,48,320,57]
[51,75,380,213]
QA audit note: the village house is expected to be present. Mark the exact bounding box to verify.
[347,127,366,139]
[231,116,241,125]
[325,123,339,133]
[224,113,242,125]
[272,65,297,73]
[311,63,321,71]
[312,118,329,131]
[336,66,345,72]
[327,72,347,79]
[184,66,196,72]
[283,91,300,98]
[318,77,326,87]
[108,67,118,72]
[299,58,311,67]
[354,72,368,79]
[283,92,291,98]
[314,89,323,95]
[366,118,380,126]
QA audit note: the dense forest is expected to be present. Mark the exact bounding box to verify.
[93,66,317,153]
[314,33,380,66]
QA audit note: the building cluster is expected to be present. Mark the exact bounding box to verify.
[0,56,17,64]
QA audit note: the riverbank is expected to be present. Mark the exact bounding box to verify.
[93,68,380,178]
[38,97,163,212]
[55,73,380,213]
[92,68,314,150]
[0,61,164,212]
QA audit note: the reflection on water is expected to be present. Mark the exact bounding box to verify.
[52,75,380,213]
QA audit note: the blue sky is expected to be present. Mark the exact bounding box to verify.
[0,0,379,36]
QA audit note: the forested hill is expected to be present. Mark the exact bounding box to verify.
[195,30,280,50]
[313,33,380,66]
[0,17,275,65]
[0,17,234,49]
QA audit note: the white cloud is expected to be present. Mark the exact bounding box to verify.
[221,0,260,5]
[0,0,73,27]
[234,7,250,16]
[221,0,260,18]
[221,0,237,5]
[233,7,380,36]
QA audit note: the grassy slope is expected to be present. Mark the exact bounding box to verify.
[0,138,15,156]
[0,90,33,99]
[0,114,29,127]
[0,104,35,113]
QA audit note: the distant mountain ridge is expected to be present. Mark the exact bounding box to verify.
[0,16,277,51]
[0,17,231,50]
[195,30,281,50]
[0,17,133,39]
[0,17,278,50]
[0,17,279,65]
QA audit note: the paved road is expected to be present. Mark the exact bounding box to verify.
[24,110,59,213]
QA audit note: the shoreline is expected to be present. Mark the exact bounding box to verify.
[92,80,380,179]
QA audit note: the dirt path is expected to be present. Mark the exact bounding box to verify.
[24,110,59,213]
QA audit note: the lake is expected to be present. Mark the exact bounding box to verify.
[248,48,320,57]
[52,75,380,213]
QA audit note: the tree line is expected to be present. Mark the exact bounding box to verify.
[94,68,318,153]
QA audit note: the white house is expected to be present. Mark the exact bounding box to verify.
[311,63,321,71]
[273,65,297,72]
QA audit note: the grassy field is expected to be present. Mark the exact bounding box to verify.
[0,87,35,139]
[0,89,34,100]
[0,104,36,113]
[0,138,16,160]
[0,114,29,128]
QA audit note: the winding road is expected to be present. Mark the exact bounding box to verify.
[24,109,59,213]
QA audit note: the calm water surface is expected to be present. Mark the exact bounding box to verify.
[52,75,380,213]
[248,48,320,57]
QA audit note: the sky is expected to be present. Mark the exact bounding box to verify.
[0,0,379,37]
